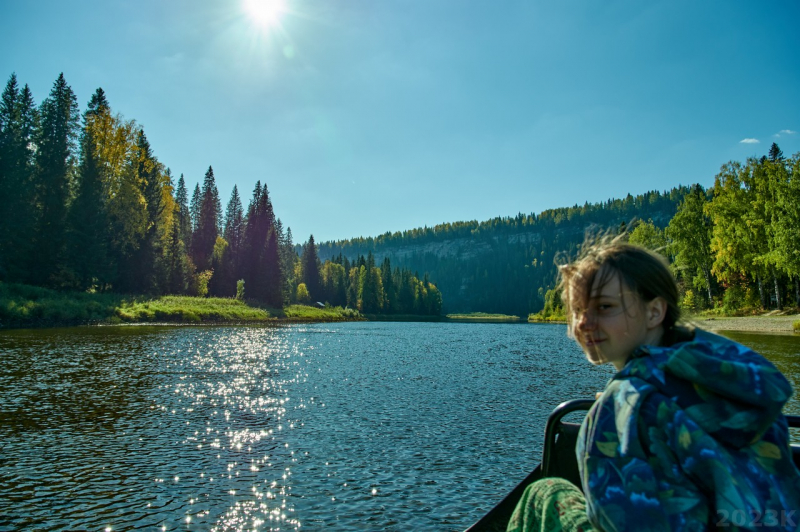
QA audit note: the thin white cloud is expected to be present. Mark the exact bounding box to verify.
[740,138,760,144]
[778,129,797,136]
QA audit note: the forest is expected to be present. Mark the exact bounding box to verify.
[0,72,441,317]
[318,146,800,317]
[2,72,797,321]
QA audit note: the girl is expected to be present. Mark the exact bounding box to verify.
[508,239,800,532]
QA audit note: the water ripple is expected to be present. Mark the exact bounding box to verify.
[4,324,794,530]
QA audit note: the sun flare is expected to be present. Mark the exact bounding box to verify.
[243,0,286,28]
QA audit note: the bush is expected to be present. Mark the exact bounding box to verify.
[236,279,245,300]
[722,285,746,313]
[296,283,310,304]
[794,320,800,333]
[680,289,697,312]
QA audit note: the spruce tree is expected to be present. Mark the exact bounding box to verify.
[164,172,190,294]
[31,73,80,286]
[302,235,322,302]
[190,182,201,233]
[278,223,298,303]
[191,166,220,270]
[381,256,395,312]
[130,129,165,293]
[66,88,111,289]
[223,185,244,275]
[175,174,191,246]
[263,229,283,307]
[0,74,37,282]
[241,181,282,303]
[769,142,784,162]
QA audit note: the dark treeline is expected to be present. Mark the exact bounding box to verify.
[318,145,800,316]
[0,72,443,315]
[308,250,442,316]
[316,188,690,315]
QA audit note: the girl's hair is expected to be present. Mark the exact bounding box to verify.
[559,234,690,346]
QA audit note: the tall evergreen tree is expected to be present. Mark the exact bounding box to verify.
[223,185,244,274]
[302,234,322,302]
[241,181,282,302]
[206,185,244,297]
[31,73,80,286]
[0,74,37,282]
[127,129,166,293]
[381,256,395,312]
[768,142,784,162]
[191,166,220,270]
[278,222,298,303]
[163,172,190,294]
[175,174,191,246]
[263,228,283,307]
[65,88,111,289]
[190,182,201,233]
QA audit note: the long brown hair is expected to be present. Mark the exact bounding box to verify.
[559,235,690,346]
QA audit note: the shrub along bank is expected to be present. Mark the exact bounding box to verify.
[0,282,362,328]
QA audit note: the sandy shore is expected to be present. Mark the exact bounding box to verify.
[690,313,800,334]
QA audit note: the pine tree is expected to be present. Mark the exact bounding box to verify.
[223,185,244,282]
[240,182,282,303]
[769,142,784,162]
[191,166,220,270]
[31,73,80,286]
[302,235,322,302]
[207,186,244,298]
[278,223,298,303]
[0,74,37,282]
[381,256,395,312]
[175,174,191,246]
[190,182,201,233]
[263,228,283,307]
[164,172,190,294]
[125,129,165,293]
[66,87,111,289]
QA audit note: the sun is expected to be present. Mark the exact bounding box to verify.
[243,0,287,29]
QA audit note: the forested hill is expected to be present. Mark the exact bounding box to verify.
[316,187,692,316]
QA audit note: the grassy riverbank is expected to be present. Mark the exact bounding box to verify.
[0,282,362,328]
[445,312,522,322]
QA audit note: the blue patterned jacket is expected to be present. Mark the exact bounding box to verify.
[577,329,800,531]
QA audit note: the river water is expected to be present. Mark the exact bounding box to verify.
[0,323,798,531]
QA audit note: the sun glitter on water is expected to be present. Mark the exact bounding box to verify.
[243,0,287,29]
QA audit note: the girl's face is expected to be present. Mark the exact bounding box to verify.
[571,269,665,370]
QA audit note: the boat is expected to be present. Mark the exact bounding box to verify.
[464,399,800,532]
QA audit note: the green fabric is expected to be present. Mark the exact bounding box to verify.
[507,478,596,532]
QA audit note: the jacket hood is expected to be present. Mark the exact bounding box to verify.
[619,329,793,449]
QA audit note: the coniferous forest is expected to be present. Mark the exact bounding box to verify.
[2,72,798,321]
[0,73,441,317]
[318,147,800,317]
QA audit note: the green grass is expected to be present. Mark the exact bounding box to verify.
[0,282,125,324]
[116,296,275,323]
[0,282,362,327]
[528,312,566,322]
[283,305,363,321]
[446,312,521,322]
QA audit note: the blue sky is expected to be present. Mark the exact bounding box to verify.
[2,0,798,243]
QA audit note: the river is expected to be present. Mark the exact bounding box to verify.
[1,322,798,531]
